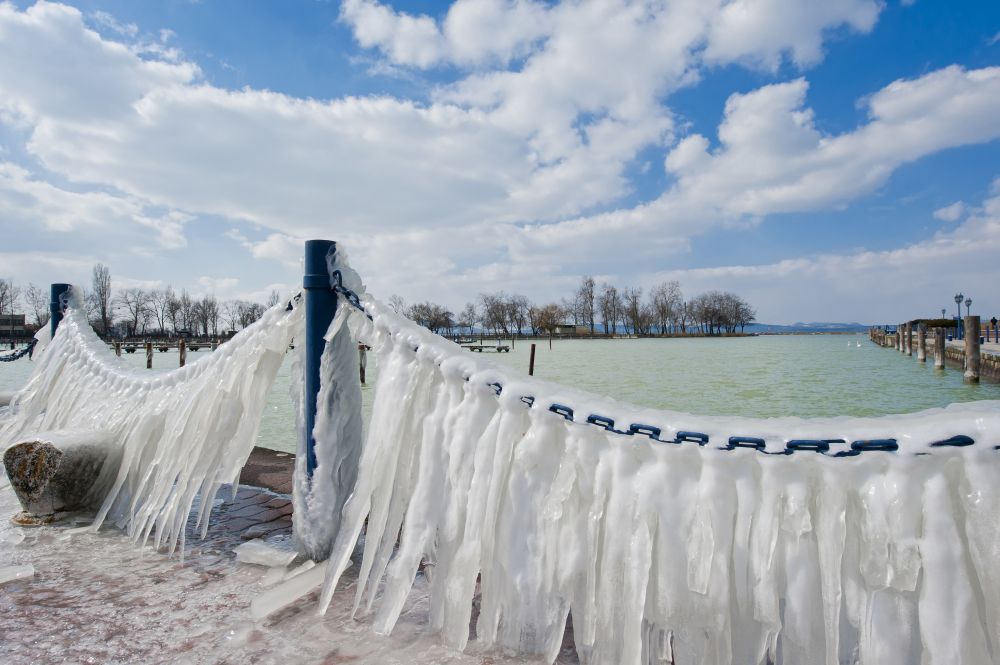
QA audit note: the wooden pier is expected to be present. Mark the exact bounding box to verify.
[463,344,511,353]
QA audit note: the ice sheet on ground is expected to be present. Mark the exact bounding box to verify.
[0,563,34,584]
[296,287,1000,665]
[0,484,565,664]
[234,539,297,567]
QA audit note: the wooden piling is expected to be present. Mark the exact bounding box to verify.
[179,339,186,367]
[933,327,946,369]
[917,324,926,362]
[529,343,536,376]
[145,341,153,369]
[964,315,980,383]
[904,322,912,356]
[897,324,903,351]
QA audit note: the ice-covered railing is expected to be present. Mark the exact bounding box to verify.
[278,261,1000,665]
[0,289,302,553]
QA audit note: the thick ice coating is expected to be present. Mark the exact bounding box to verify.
[0,291,302,554]
[307,295,1000,665]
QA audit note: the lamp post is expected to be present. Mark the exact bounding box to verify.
[965,297,972,318]
[955,293,964,339]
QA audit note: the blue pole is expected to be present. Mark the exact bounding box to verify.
[303,240,338,478]
[50,283,70,339]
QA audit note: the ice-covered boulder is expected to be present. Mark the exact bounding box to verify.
[3,429,120,518]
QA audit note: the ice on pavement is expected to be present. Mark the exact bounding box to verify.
[233,539,297,567]
[0,563,34,584]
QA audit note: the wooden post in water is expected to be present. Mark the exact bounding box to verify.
[933,327,946,369]
[917,323,926,362]
[964,316,980,383]
[114,341,121,357]
[529,343,536,376]
[145,341,153,369]
[179,338,186,367]
[904,322,912,356]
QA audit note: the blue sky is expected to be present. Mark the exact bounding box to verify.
[1,0,998,324]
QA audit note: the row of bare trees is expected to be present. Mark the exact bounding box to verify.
[388,277,755,338]
[0,266,279,339]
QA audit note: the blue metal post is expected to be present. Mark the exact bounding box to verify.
[303,240,338,478]
[50,283,70,339]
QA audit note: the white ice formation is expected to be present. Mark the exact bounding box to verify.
[2,262,999,664]
[290,248,364,561]
[0,289,301,554]
[298,289,1000,665]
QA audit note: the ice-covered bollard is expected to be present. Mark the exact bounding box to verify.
[2,429,121,521]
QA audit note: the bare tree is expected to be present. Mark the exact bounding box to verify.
[597,283,621,335]
[458,303,477,337]
[576,276,596,335]
[222,300,240,332]
[533,303,564,349]
[388,294,407,315]
[148,287,174,334]
[89,264,113,336]
[650,281,682,334]
[408,302,454,334]
[479,292,509,337]
[266,290,280,308]
[116,288,150,337]
[24,282,50,328]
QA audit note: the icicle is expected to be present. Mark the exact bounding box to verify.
[293,286,1000,665]
[0,289,302,554]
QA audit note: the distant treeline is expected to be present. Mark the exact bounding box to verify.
[392,277,756,338]
[0,265,277,338]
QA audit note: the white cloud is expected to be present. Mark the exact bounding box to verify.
[197,276,239,294]
[0,161,189,248]
[702,0,880,69]
[659,67,1000,219]
[933,201,965,222]
[2,2,999,319]
[640,185,1000,323]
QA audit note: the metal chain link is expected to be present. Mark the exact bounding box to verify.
[0,338,37,363]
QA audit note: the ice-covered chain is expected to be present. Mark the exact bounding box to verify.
[0,338,36,362]
[332,281,986,457]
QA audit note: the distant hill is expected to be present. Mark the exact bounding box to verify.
[747,322,869,334]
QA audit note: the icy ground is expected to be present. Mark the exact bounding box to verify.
[0,482,578,665]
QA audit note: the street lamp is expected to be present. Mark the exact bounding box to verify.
[965,297,972,318]
[955,293,964,339]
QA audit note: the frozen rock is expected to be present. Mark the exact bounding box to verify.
[0,564,34,584]
[2,430,120,518]
[234,539,297,567]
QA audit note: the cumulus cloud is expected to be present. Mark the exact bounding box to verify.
[2,1,999,319]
